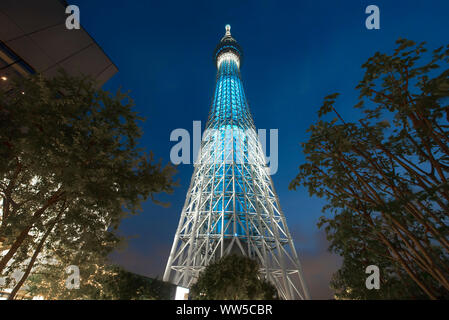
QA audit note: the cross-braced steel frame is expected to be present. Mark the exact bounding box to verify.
[163,27,310,300]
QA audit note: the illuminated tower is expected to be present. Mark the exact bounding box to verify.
[164,25,310,300]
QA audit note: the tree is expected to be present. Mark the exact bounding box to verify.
[290,39,449,299]
[27,264,173,300]
[0,72,176,299]
[190,254,278,300]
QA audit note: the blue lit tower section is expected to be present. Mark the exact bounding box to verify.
[164,25,310,300]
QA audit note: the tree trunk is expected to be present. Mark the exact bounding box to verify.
[0,190,64,273]
[7,205,65,300]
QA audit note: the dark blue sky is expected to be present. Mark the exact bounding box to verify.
[71,0,448,299]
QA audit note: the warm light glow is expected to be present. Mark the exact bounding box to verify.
[1,76,7,81]
[175,286,189,300]
[217,51,240,69]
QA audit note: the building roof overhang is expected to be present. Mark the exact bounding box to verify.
[0,0,118,86]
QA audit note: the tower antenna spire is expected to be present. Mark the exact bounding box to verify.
[225,24,231,36]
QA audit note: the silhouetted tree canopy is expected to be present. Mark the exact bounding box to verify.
[0,72,176,299]
[27,264,173,300]
[290,39,449,299]
[190,254,278,300]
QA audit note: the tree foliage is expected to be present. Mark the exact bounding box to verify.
[190,254,278,300]
[290,39,449,299]
[27,264,173,300]
[0,72,176,299]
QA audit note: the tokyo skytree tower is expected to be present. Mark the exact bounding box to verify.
[163,25,310,300]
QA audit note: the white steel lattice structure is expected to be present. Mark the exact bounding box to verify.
[163,25,310,300]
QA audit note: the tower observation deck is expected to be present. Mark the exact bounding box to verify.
[163,25,310,300]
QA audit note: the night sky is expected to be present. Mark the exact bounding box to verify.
[69,0,449,299]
